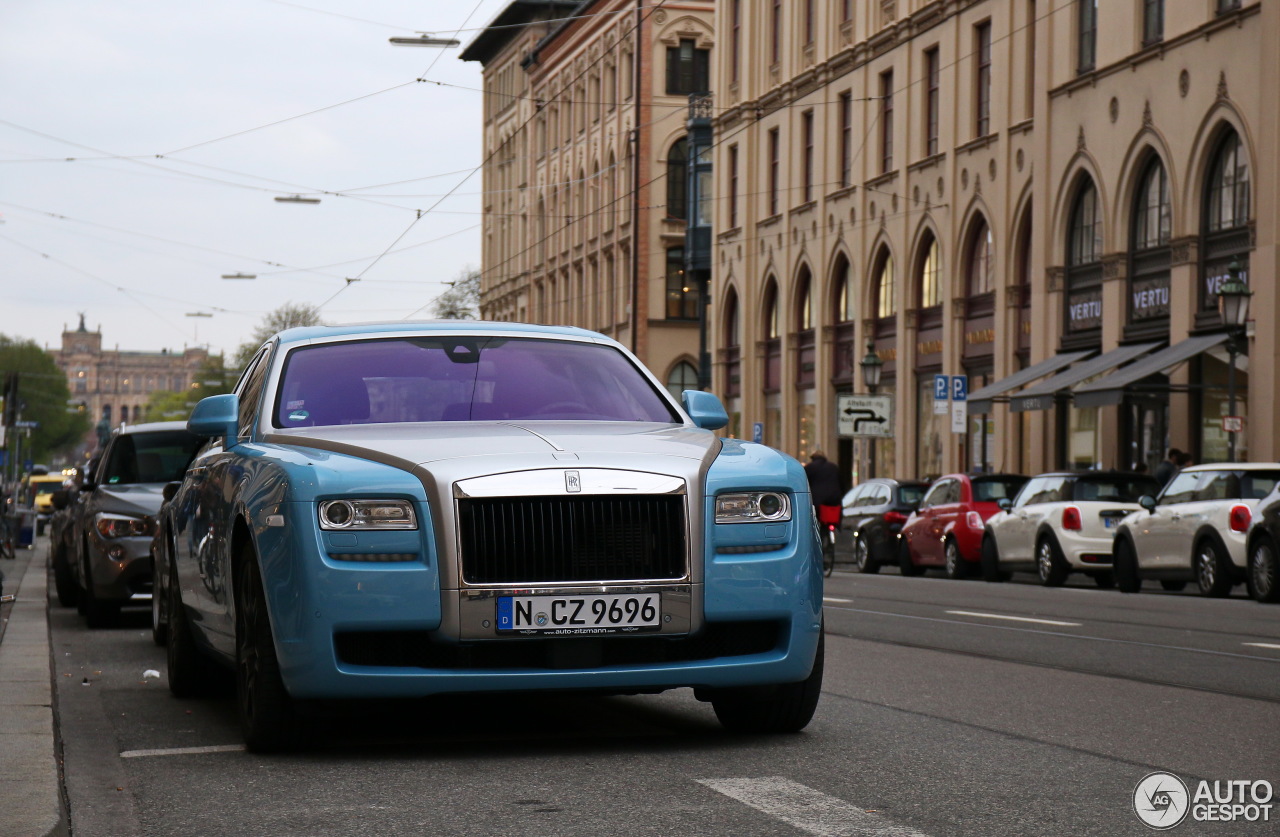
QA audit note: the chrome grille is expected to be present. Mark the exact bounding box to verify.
[457,495,687,584]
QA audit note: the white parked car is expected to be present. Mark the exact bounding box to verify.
[1112,463,1280,596]
[980,471,1161,587]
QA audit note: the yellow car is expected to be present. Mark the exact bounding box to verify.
[28,473,67,533]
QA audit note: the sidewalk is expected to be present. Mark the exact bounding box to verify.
[0,546,67,837]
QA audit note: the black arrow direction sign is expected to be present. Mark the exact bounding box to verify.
[843,408,887,434]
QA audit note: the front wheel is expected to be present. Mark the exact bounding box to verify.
[236,544,299,752]
[52,542,80,608]
[1194,540,1233,598]
[712,630,823,734]
[1247,537,1280,603]
[1036,537,1069,587]
[81,554,118,628]
[897,540,925,577]
[1113,538,1141,594]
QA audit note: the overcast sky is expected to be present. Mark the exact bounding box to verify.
[1,0,516,359]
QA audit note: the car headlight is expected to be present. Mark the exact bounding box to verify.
[715,492,792,524]
[318,499,417,530]
[95,513,155,539]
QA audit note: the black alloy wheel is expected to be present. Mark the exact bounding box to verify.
[235,543,299,752]
[852,535,879,574]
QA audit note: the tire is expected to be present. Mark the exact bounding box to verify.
[980,536,1008,583]
[1092,571,1115,589]
[1194,539,1233,598]
[52,542,80,608]
[897,539,925,577]
[151,561,169,647]
[1036,536,1069,587]
[852,535,880,574]
[712,629,823,734]
[1247,536,1280,603]
[236,543,300,752]
[822,537,835,578]
[167,560,221,698]
[1113,538,1141,594]
[81,553,118,628]
[944,539,968,580]
[1159,580,1187,592]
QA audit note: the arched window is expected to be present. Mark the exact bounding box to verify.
[967,219,994,296]
[666,136,688,220]
[1068,181,1101,268]
[763,277,781,392]
[1065,177,1103,340]
[1200,127,1252,317]
[874,251,895,319]
[665,361,698,399]
[918,234,940,308]
[833,253,854,323]
[1128,156,1172,332]
[724,288,742,399]
[795,265,813,331]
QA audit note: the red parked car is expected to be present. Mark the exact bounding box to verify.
[899,473,1028,579]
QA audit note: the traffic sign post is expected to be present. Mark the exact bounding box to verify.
[837,394,893,438]
[950,375,968,434]
[933,374,949,414]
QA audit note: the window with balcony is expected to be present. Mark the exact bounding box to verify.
[666,39,709,96]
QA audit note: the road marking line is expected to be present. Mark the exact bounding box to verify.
[120,744,245,759]
[1243,642,1280,650]
[945,610,1081,627]
[823,596,853,603]
[822,605,1280,663]
[697,777,930,837]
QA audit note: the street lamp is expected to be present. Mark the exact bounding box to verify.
[221,272,257,280]
[1216,258,1251,462]
[274,195,321,204]
[389,33,461,47]
[185,312,212,344]
[859,342,884,477]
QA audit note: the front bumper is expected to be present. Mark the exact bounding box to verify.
[87,534,153,603]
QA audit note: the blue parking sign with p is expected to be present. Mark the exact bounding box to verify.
[934,374,949,401]
[952,375,968,402]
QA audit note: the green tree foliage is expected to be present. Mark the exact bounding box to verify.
[430,267,481,320]
[232,302,324,372]
[0,335,91,464]
[142,355,232,424]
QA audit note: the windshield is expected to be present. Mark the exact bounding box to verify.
[33,482,61,496]
[897,485,926,506]
[274,336,681,428]
[973,478,1027,503]
[1071,475,1161,503]
[102,430,204,485]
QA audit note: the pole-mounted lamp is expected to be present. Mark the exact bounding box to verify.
[859,342,884,477]
[1216,259,1251,462]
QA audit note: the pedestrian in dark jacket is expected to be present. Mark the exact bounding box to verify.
[1154,448,1182,486]
[804,451,843,508]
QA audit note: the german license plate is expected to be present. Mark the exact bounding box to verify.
[1104,516,1119,528]
[496,593,660,635]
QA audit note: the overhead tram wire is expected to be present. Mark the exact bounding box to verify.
[355,0,675,318]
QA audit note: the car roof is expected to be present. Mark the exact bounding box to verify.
[272,321,608,349]
[1177,462,1280,472]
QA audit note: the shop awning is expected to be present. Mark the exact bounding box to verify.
[967,350,1095,413]
[1071,333,1231,408]
[1009,342,1163,412]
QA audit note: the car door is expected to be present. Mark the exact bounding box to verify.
[928,479,963,564]
[1004,476,1066,563]
[1137,471,1201,569]
[910,480,951,565]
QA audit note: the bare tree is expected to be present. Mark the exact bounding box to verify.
[233,302,324,372]
[430,268,481,320]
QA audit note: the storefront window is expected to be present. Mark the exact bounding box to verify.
[1068,405,1099,469]
[916,376,945,479]
[1198,351,1248,463]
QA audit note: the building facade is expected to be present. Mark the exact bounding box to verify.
[462,0,716,399]
[712,0,1276,487]
[54,316,210,449]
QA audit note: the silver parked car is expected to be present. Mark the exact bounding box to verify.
[1112,463,1280,596]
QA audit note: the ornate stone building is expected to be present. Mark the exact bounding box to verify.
[54,316,210,448]
[462,0,716,398]
[712,0,1275,484]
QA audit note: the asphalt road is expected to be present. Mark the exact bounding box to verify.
[52,564,1279,837]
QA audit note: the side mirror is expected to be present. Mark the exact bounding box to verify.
[50,490,69,511]
[998,498,1013,511]
[681,390,728,431]
[189,393,240,445]
[1138,495,1156,511]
